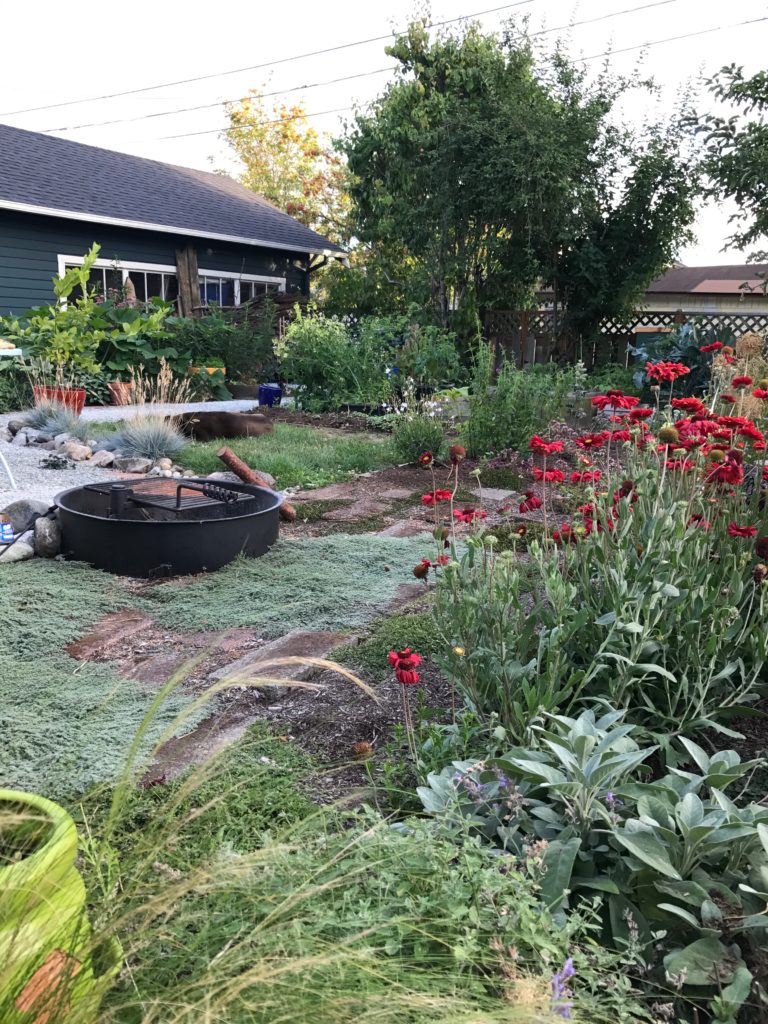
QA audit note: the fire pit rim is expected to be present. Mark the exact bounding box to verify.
[53,477,282,525]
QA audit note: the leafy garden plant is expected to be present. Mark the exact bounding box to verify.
[419,708,768,1023]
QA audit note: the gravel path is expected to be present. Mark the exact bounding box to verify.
[0,399,271,508]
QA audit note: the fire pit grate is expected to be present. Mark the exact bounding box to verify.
[82,479,252,516]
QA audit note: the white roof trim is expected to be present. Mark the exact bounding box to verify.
[0,198,343,257]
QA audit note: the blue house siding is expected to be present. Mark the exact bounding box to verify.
[0,209,310,315]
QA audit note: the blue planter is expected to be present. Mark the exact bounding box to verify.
[258,384,282,407]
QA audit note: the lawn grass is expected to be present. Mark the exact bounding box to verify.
[178,422,395,489]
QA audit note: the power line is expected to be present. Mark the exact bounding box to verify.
[41,67,397,133]
[142,12,766,145]
[576,14,768,63]
[40,0,679,136]
[0,1,533,118]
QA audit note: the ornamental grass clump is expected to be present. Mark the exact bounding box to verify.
[112,358,190,460]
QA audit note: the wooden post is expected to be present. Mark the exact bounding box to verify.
[175,244,201,318]
[217,446,296,522]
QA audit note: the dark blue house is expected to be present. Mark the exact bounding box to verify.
[0,123,344,315]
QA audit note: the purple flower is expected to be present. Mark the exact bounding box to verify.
[551,957,575,1018]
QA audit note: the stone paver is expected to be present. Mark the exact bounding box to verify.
[292,482,358,502]
[212,629,351,686]
[476,487,516,502]
[322,499,391,522]
[377,520,433,538]
[66,611,155,660]
[379,487,416,500]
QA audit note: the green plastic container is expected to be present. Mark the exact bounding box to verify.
[0,789,121,1023]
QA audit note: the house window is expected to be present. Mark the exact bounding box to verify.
[58,255,286,309]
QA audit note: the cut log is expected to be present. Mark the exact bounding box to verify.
[217,446,296,522]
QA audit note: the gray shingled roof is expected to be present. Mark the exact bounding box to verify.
[0,123,344,254]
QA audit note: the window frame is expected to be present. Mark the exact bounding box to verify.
[57,255,287,307]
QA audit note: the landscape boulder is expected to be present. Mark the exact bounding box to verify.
[64,441,93,462]
[89,449,115,468]
[6,418,25,436]
[0,541,34,564]
[113,456,153,474]
[1,498,51,534]
[34,516,62,557]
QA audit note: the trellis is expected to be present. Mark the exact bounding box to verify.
[485,309,768,368]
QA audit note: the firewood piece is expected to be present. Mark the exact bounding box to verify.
[217,446,296,522]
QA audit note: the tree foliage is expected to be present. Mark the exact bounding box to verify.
[224,89,350,243]
[341,20,697,341]
[701,65,768,264]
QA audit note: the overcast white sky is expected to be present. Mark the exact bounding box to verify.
[1,0,765,264]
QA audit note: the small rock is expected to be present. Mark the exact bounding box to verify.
[6,418,25,436]
[40,440,57,450]
[172,471,182,478]
[89,449,115,468]
[0,428,11,443]
[34,516,62,557]
[113,457,153,474]
[0,542,34,564]
[54,432,73,450]
[64,441,93,462]
[11,432,29,446]
[86,438,99,449]
[18,529,35,549]
[148,466,162,477]
[182,470,196,478]
[157,457,173,470]
[1,498,51,534]
[161,469,172,478]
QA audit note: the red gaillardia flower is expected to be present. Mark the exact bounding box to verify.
[519,491,542,513]
[732,375,753,389]
[570,470,601,483]
[628,406,654,421]
[687,514,712,531]
[449,444,466,464]
[418,451,433,466]
[529,435,564,455]
[453,508,487,524]
[575,432,609,450]
[672,397,708,415]
[388,647,422,685]
[752,389,768,400]
[700,341,723,352]
[591,389,640,411]
[723,353,737,365]
[728,523,758,539]
[421,489,453,506]
[721,394,736,404]
[532,467,565,482]
[646,361,691,383]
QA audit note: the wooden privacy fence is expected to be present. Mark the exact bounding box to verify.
[485,309,768,368]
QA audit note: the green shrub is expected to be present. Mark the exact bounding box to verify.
[420,707,768,1023]
[584,362,638,395]
[0,360,31,413]
[391,411,446,462]
[113,416,187,461]
[278,309,393,411]
[462,347,572,456]
[168,303,278,383]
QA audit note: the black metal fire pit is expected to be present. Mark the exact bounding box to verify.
[54,478,281,578]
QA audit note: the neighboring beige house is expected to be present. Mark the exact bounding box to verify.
[642,264,768,317]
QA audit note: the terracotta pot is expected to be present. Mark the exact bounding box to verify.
[107,381,134,406]
[0,789,121,1023]
[32,386,86,415]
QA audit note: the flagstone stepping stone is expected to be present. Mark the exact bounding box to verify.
[377,520,433,538]
[322,499,391,522]
[66,611,156,659]
[379,487,417,500]
[212,629,351,691]
[475,487,517,502]
[292,482,358,501]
